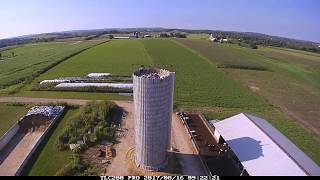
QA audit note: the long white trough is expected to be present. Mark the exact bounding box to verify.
[56,83,133,89]
[87,73,112,78]
[40,79,70,85]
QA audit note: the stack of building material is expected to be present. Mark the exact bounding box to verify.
[105,146,113,160]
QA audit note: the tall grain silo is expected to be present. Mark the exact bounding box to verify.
[133,68,175,171]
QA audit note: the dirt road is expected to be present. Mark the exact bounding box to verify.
[171,114,206,175]
[106,101,135,176]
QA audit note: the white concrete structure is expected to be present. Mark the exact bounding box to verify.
[212,113,320,176]
[133,68,175,171]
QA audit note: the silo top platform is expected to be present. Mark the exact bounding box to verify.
[133,68,171,79]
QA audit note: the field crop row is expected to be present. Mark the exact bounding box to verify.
[176,39,320,164]
[0,40,104,89]
[14,40,151,100]
[141,39,269,109]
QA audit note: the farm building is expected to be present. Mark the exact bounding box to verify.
[211,113,320,176]
[208,33,228,43]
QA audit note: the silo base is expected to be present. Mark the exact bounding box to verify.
[135,157,168,172]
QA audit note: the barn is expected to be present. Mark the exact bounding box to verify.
[211,113,320,176]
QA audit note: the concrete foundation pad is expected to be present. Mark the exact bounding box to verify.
[0,132,43,176]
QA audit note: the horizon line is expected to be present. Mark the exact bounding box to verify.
[0,27,319,44]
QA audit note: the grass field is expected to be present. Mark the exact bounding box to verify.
[177,39,320,130]
[0,103,27,137]
[0,40,104,90]
[187,33,209,40]
[176,39,320,164]
[141,39,269,109]
[26,108,79,176]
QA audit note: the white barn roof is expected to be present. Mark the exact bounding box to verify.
[214,113,320,176]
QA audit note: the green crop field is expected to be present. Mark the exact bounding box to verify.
[176,39,320,164]
[141,39,269,109]
[176,39,320,133]
[0,40,104,90]
[26,108,79,176]
[0,103,27,137]
[16,40,152,100]
[187,33,209,40]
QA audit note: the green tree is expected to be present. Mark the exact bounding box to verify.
[108,34,114,39]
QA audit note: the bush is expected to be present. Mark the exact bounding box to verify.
[160,33,171,38]
[94,126,115,141]
[56,101,121,150]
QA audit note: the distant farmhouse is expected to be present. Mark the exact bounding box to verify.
[209,33,228,43]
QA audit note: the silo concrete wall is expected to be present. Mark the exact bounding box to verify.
[133,69,175,171]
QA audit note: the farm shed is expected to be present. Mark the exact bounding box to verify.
[212,113,320,176]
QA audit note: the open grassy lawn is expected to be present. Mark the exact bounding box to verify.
[0,103,27,137]
[15,40,152,100]
[0,40,104,90]
[176,39,320,164]
[26,108,79,176]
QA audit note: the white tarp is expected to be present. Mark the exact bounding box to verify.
[40,79,70,84]
[56,83,133,89]
[26,106,65,119]
[87,73,112,78]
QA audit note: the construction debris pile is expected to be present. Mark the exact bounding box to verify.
[26,106,65,119]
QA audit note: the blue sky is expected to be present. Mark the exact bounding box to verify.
[0,0,319,42]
